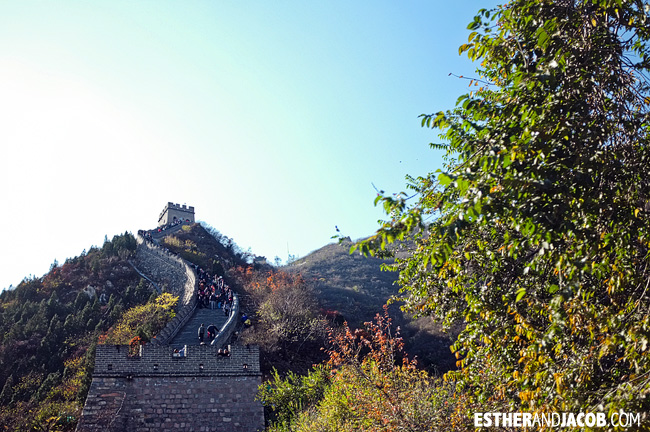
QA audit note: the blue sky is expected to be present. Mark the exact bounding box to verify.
[0,1,496,291]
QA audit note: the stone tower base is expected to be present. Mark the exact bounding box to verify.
[77,375,263,432]
[76,345,264,432]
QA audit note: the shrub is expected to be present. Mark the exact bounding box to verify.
[98,293,178,345]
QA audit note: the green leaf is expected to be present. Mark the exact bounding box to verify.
[537,28,550,50]
[438,173,454,186]
[515,288,526,302]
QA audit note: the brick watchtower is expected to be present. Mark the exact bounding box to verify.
[158,202,195,226]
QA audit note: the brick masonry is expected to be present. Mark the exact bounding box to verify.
[77,345,264,432]
[158,202,195,226]
[133,235,199,345]
[134,236,196,307]
[93,344,260,377]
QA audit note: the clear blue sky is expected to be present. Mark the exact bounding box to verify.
[0,1,496,291]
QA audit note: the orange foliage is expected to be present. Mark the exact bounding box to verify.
[129,336,143,357]
[232,265,305,293]
[327,304,416,373]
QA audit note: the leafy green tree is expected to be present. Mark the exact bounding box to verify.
[257,365,330,429]
[364,0,650,418]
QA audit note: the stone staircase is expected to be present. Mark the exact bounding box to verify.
[170,305,230,348]
[77,223,261,432]
[133,227,241,349]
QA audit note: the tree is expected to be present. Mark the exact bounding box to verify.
[0,374,14,404]
[98,292,178,345]
[363,0,650,418]
[234,267,329,371]
[258,308,473,432]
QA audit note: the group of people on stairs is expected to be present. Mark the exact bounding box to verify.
[137,226,239,350]
[197,323,220,344]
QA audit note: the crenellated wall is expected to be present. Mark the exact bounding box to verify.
[92,344,260,381]
[77,228,261,432]
[76,345,263,432]
[158,202,195,226]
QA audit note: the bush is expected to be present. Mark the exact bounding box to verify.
[98,293,178,345]
[259,308,479,432]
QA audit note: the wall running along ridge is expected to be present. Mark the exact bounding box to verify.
[133,234,198,344]
[76,231,262,432]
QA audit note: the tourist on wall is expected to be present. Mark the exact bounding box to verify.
[198,323,205,344]
[207,324,218,341]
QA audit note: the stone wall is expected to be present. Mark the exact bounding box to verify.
[77,228,259,432]
[92,344,260,377]
[212,295,240,348]
[134,235,197,345]
[134,236,195,306]
[77,344,263,432]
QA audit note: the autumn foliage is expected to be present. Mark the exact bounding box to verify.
[259,307,478,432]
[0,232,144,431]
[233,266,329,374]
[98,292,178,346]
[232,265,306,293]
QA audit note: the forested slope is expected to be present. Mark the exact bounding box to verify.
[0,233,152,430]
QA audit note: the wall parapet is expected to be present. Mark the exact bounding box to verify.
[94,344,260,378]
[212,295,240,348]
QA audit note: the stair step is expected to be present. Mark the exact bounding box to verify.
[169,306,231,348]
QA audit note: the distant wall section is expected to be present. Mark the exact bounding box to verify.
[134,234,197,344]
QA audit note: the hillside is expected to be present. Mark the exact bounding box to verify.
[288,239,399,325]
[157,222,252,275]
[286,239,457,372]
[0,224,252,431]
[0,233,150,431]
[0,222,454,431]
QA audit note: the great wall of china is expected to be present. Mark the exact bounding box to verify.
[75,220,264,432]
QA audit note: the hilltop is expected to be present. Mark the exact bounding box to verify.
[287,239,399,326]
[286,238,457,372]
